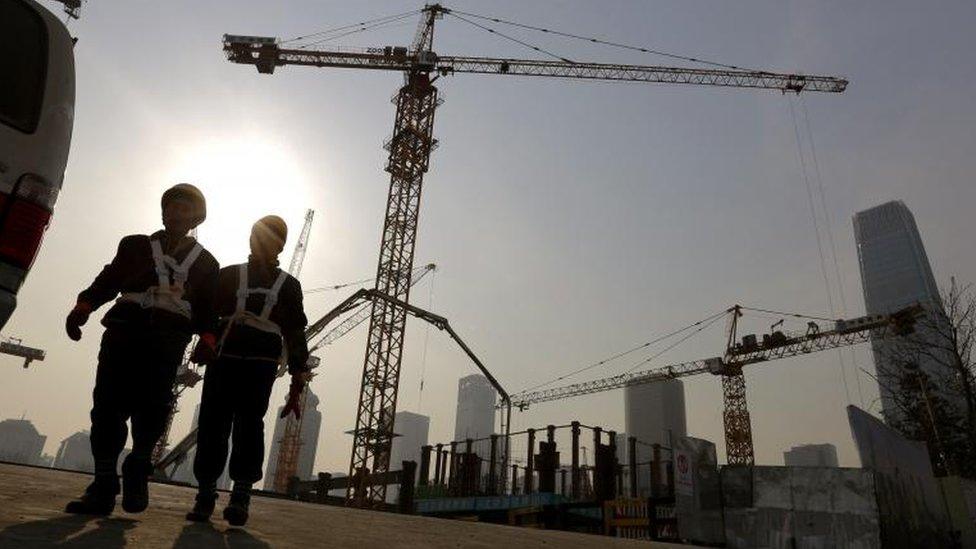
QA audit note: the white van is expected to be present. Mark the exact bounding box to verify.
[0,0,75,329]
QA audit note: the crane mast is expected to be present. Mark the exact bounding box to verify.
[222,3,847,507]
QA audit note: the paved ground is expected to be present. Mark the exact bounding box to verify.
[0,463,695,548]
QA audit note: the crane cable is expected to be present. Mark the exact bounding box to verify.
[446,12,575,63]
[303,276,376,294]
[788,96,853,405]
[800,95,865,407]
[448,8,758,72]
[738,306,835,322]
[291,11,422,50]
[416,269,436,413]
[281,9,422,45]
[513,308,730,396]
[621,312,727,375]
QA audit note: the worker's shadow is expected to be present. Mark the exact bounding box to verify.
[0,514,136,547]
[173,522,271,549]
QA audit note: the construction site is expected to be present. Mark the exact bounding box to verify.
[1,1,975,547]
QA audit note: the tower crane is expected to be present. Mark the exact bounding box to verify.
[223,4,847,507]
[508,304,922,465]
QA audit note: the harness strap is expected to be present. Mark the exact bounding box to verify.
[150,238,204,289]
[260,271,290,319]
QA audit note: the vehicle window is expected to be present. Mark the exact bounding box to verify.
[0,0,48,134]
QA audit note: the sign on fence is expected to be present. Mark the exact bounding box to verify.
[674,450,693,496]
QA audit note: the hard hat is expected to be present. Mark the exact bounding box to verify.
[161,183,207,226]
[253,215,288,247]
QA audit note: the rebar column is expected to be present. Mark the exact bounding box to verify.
[448,441,457,494]
[419,445,432,486]
[651,443,661,498]
[488,434,498,496]
[434,443,443,485]
[571,421,581,500]
[511,464,518,495]
[628,436,637,497]
[525,428,536,494]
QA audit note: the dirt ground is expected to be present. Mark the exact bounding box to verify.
[0,463,699,548]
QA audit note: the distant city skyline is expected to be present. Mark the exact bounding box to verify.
[1,0,974,474]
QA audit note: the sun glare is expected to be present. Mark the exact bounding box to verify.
[167,137,312,265]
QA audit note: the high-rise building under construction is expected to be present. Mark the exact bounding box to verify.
[265,387,322,490]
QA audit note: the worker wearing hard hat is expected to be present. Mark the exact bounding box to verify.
[186,215,310,527]
[64,184,220,516]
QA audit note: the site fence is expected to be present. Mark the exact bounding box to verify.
[416,421,675,502]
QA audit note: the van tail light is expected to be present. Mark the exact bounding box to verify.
[0,174,58,271]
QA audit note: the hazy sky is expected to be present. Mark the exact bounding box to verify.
[3,0,974,474]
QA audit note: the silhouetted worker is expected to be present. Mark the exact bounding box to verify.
[186,215,310,526]
[64,184,220,515]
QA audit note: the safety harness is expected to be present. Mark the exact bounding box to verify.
[118,238,203,319]
[216,264,290,361]
[230,264,289,335]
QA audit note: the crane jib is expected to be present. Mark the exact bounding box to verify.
[222,40,848,94]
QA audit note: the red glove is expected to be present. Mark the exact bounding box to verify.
[65,302,92,341]
[190,333,218,365]
[280,379,305,419]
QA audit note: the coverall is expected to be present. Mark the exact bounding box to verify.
[79,231,219,481]
[193,257,309,488]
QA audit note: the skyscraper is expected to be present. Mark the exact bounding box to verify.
[264,386,322,490]
[625,379,686,495]
[453,374,497,458]
[0,418,46,465]
[388,411,430,502]
[853,200,955,427]
[783,443,839,467]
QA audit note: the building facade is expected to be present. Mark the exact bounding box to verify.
[625,379,687,496]
[0,418,46,465]
[388,411,430,502]
[53,430,94,473]
[784,443,839,467]
[264,386,322,491]
[853,200,957,427]
[453,374,497,458]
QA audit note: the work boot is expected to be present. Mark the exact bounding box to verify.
[64,476,119,516]
[185,489,218,522]
[121,457,150,513]
[223,483,251,527]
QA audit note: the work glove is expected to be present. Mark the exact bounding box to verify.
[65,302,92,341]
[190,333,218,365]
[280,377,306,420]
